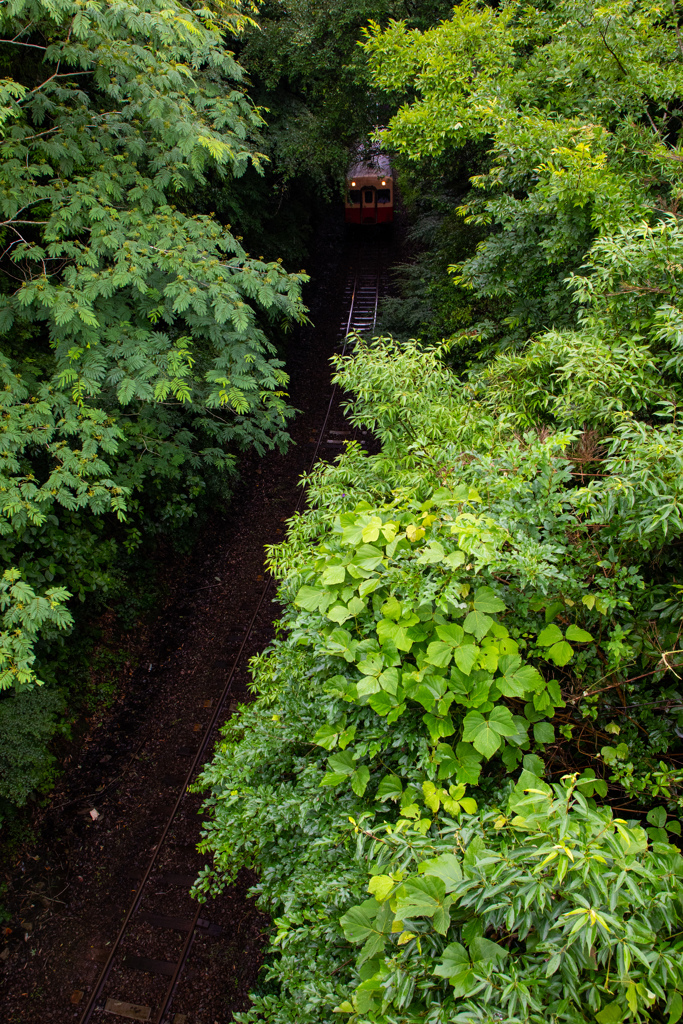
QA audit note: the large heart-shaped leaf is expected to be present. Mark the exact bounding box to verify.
[463,610,493,641]
[473,586,506,613]
[351,765,370,796]
[497,663,544,699]
[547,640,573,666]
[425,640,453,667]
[565,624,593,642]
[375,774,403,802]
[462,706,516,758]
[327,751,356,775]
[536,623,563,646]
[340,898,380,943]
[321,564,346,586]
[394,875,447,919]
[294,585,324,612]
[433,942,475,996]
[469,936,508,964]
[420,853,462,891]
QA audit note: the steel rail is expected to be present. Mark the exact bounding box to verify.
[79,570,276,1024]
[78,241,386,1024]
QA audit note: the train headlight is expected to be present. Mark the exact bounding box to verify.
[351,181,356,186]
[381,180,386,185]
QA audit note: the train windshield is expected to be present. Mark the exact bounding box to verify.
[376,189,391,204]
[348,189,361,205]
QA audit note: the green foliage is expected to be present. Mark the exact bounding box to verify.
[238,0,453,191]
[0,686,65,809]
[364,0,683,351]
[194,5,683,1023]
[0,567,71,691]
[196,325,683,1024]
[0,0,311,806]
[340,775,683,1024]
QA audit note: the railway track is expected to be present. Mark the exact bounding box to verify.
[77,238,391,1024]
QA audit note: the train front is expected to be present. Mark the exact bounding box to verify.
[345,152,393,225]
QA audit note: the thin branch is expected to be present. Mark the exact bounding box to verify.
[0,39,46,50]
[596,19,628,76]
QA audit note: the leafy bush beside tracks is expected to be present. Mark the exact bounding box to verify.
[196,333,683,1024]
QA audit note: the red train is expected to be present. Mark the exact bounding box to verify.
[345,151,393,225]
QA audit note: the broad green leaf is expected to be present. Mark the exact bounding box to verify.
[462,918,484,945]
[459,796,478,813]
[433,942,475,996]
[381,596,402,620]
[436,623,465,645]
[357,676,381,697]
[320,771,348,786]
[547,640,574,666]
[423,712,455,743]
[328,604,353,624]
[536,623,563,646]
[596,1002,625,1024]
[340,898,380,942]
[394,875,446,918]
[488,705,517,734]
[417,540,445,563]
[419,853,462,891]
[452,643,479,676]
[313,723,338,750]
[375,774,403,802]
[565,624,593,642]
[472,586,506,613]
[362,517,382,542]
[462,706,515,758]
[327,751,356,775]
[533,722,555,744]
[469,936,507,964]
[379,667,399,694]
[463,610,493,640]
[368,874,394,901]
[455,747,484,785]
[433,941,469,977]
[294,585,324,612]
[351,765,370,796]
[359,577,381,598]
[377,619,412,651]
[668,991,683,1024]
[367,689,397,716]
[522,753,546,776]
[341,521,365,546]
[321,564,346,585]
[646,806,667,828]
[425,640,452,667]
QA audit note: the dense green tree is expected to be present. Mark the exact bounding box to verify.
[0,0,307,812]
[368,0,683,348]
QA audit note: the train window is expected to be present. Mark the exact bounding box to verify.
[364,190,374,204]
[348,189,361,205]
[376,189,391,204]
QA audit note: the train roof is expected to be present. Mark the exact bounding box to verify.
[347,151,392,181]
